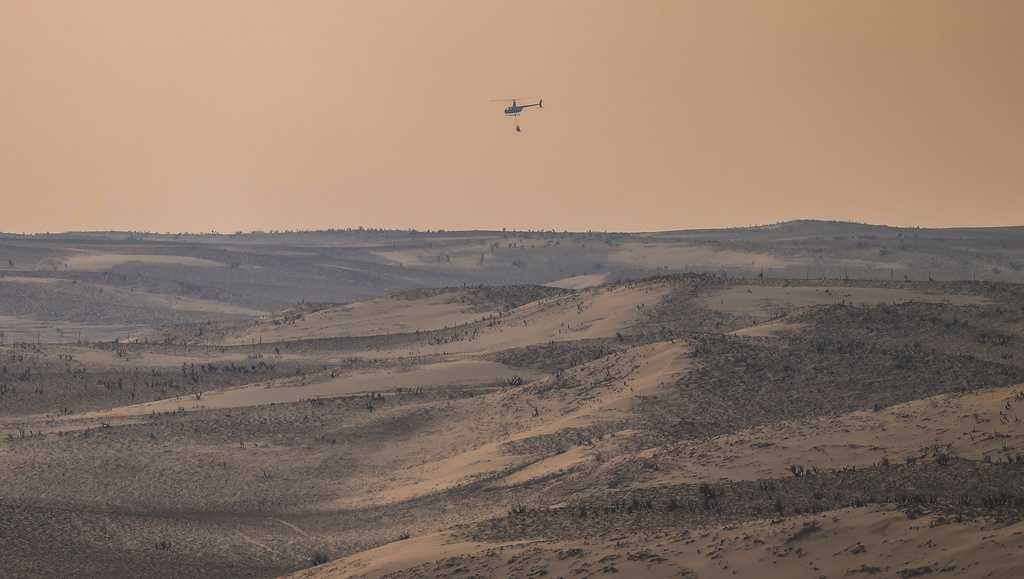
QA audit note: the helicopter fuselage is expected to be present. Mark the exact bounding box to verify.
[503,99,542,116]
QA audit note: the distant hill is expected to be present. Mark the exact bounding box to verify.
[1,220,1022,338]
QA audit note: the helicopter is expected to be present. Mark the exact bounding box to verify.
[492,98,543,132]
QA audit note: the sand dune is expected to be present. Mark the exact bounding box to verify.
[297,506,1024,579]
[392,281,670,358]
[77,359,540,417]
[2,251,1024,579]
[332,341,689,508]
[630,383,1024,488]
[288,533,535,579]
[221,291,494,345]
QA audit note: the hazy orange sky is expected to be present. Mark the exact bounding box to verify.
[1,1,1021,233]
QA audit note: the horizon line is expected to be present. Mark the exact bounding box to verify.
[3,218,1024,238]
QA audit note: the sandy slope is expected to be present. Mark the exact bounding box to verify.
[381,282,670,359]
[627,384,1024,488]
[288,533,534,579]
[544,273,609,290]
[221,292,495,345]
[329,341,690,509]
[729,320,806,337]
[77,359,540,417]
[3,272,1023,579]
[295,506,1024,579]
